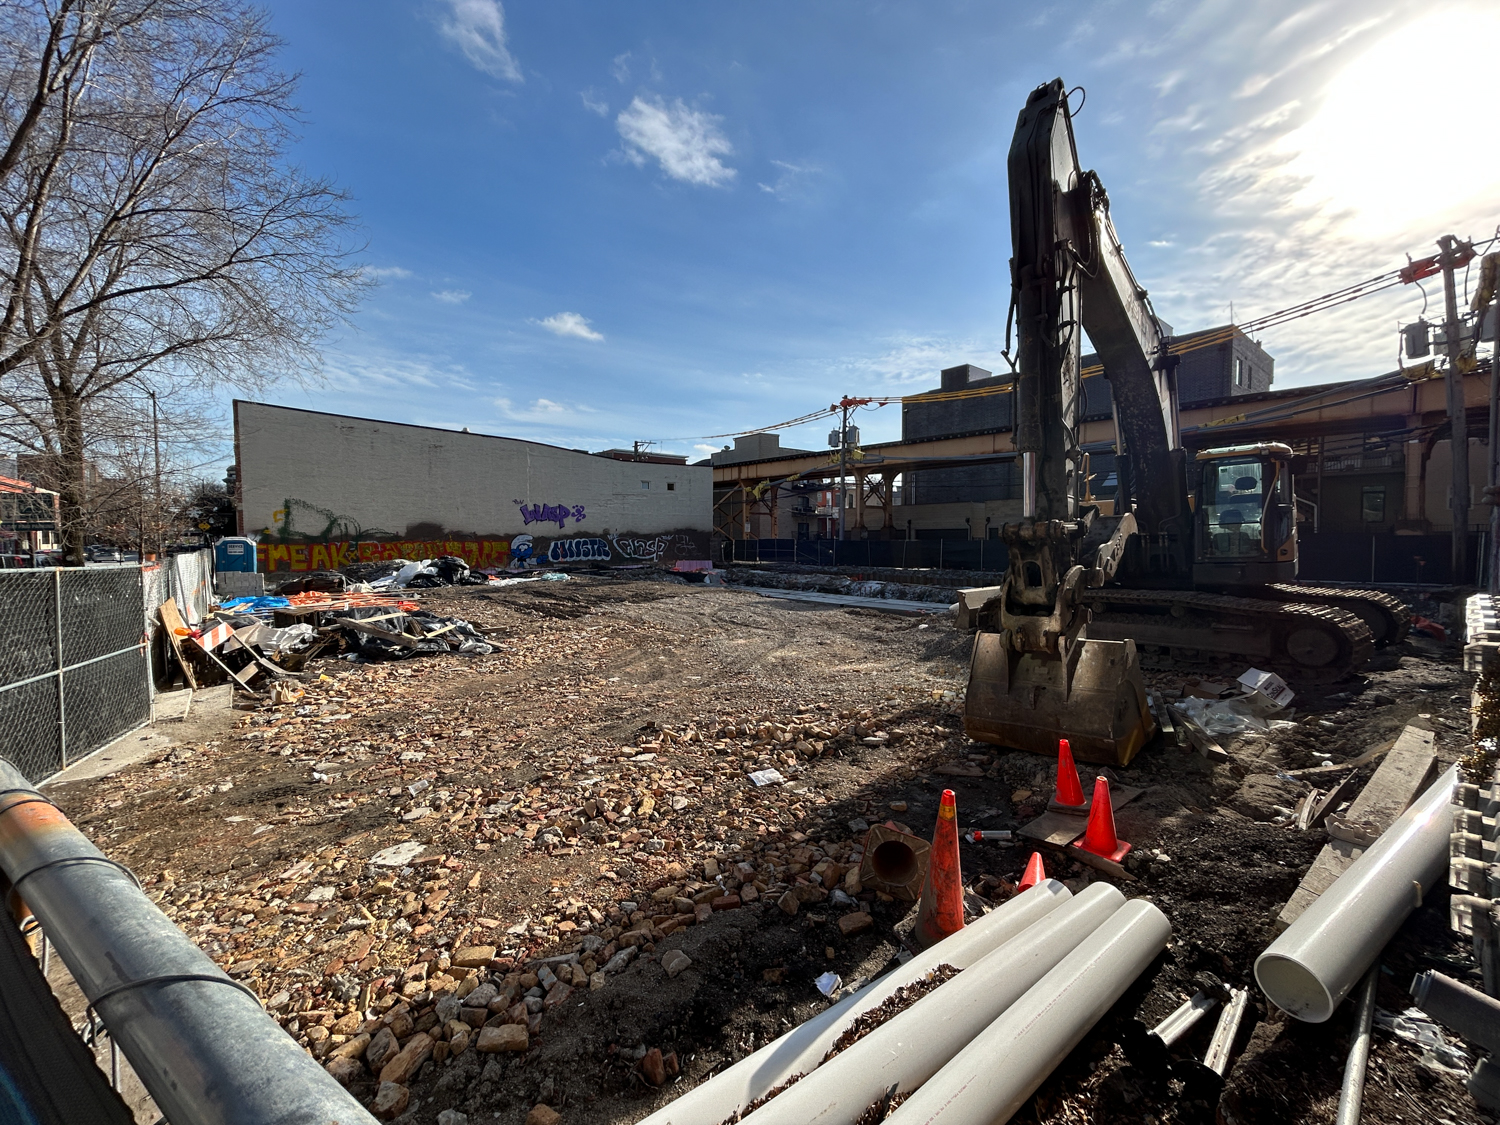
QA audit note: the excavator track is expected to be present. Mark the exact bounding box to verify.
[1261,584,1411,647]
[1079,587,1375,683]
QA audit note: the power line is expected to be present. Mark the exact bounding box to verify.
[654,237,1499,443]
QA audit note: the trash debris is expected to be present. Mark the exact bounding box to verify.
[748,768,786,787]
[815,971,842,997]
[1375,1007,1471,1075]
[1237,667,1296,708]
[1169,691,1295,738]
[963,829,1012,842]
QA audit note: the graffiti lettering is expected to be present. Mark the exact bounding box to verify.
[610,533,692,562]
[258,538,512,573]
[515,501,586,529]
[548,537,611,562]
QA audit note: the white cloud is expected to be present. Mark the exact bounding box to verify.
[616,96,736,187]
[837,335,1011,388]
[580,89,609,117]
[322,352,476,394]
[611,51,631,83]
[437,0,522,83]
[431,289,472,304]
[757,159,820,201]
[363,265,412,280]
[494,396,598,422]
[535,311,604,341]
[693,443,719,457]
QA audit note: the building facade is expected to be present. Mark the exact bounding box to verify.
[234,402,712,572]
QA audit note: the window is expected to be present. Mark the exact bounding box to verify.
[1361,486,1386,523]
[1234,358,1245,387]
[640,480,650,490]
[666,482,675,491]
[1200,458,1266,557]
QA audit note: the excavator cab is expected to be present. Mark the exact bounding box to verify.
[1192,443,1297,588]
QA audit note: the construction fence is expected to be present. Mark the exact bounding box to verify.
[724,538,1009,572]
[729,532,1485,586]
[0,550,212,783]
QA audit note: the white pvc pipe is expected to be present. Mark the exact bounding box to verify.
[636,880,1073,1125]
[736,883,1128,1125]
[884,898,1171,1125]
[1256,764,1458,1023]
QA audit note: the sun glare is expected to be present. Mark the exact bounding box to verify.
[1282,8,1500,239]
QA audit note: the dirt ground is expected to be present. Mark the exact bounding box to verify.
[45,574,1491,1125]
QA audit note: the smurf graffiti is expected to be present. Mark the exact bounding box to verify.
[548,537,611,563]
[507,533,538,571]
[611,533,694,562]
[515,501,586,529]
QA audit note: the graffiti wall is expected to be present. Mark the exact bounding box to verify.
[234,402,711,552]
[255,530,710,573]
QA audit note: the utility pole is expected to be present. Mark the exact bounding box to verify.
[147,390,162,559]
[1439,236,1471,583]
[837,400,849,541]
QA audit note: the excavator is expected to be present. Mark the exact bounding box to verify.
[960,79,1409,767]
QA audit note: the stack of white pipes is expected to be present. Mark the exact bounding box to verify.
[639,880,1170,1125]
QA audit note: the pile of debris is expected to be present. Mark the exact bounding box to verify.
[158,592,498,692]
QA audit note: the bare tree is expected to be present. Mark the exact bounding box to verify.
[0,0,365,563]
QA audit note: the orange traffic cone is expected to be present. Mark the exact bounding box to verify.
[1072,776,1131,863]
[1050,738,1087,811]
[913,789,965,948]
[1017,851,1047,893]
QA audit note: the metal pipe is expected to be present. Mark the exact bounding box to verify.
[1150,991,1217,1048]
[738,884,1128,1125]
[1334,964,1379,1125]
[0,758,377,1125]
[1022,451,1038,518]
[1203,987,1249,1076]
[1411,969,1500,1054]
[883,898,1171,1125]
[1256,765,1457,1023]
[636,879,1073,1125]
[1470,1058,1500,1110]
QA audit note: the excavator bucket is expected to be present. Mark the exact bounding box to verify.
[963,631,1156,766]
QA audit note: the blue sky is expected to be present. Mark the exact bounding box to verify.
[256,0,1500,458]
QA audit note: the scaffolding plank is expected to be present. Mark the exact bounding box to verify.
[1276,725,1437,932]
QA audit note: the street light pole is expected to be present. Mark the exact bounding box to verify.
[1439,235,1471,583]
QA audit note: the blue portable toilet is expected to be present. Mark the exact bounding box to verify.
[215,536,257,573]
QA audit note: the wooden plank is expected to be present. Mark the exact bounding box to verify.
[1340,726,1437,830]
[189,636,258,692]
[158,598,198,690]
[1019,784,1144,846]
[329,616,424,648]
[1307,770,1361,829]
[1275,724,1436,931]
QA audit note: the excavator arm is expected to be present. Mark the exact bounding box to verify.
[965,77,1164,765]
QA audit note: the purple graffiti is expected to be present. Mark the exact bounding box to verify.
[515,501,586,529]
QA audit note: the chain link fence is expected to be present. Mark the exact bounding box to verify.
[143,549,212,627]
[0,567,152,782]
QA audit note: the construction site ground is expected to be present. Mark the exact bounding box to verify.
[44,574,1487,1125]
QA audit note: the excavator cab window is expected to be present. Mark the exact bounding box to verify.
[1199,458,1272,559]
